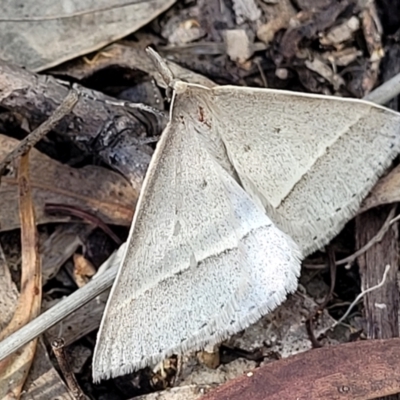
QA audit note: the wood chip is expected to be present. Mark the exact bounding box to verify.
[202,339,400,400]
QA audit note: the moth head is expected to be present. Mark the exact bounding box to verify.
[171,79,189,94]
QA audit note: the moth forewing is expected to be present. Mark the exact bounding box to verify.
[94,49,400,381]
[209,86,400,255]
[92,83,301,381]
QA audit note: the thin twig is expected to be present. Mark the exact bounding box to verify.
[0,255,120,361]
[304,206,399,269]
[52,338,89,400]
[332,264,391,328]
[45,203,122,245]
[0,89,80,179]
[335,206,398,266]
[254,58,268,88]
[74,84,165,119]
[364,72,400,105]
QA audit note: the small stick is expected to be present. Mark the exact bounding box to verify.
[73,83,165,120]
[45,203,122,245]
[52,338,89,400]
[304,206,399,269]
[332,264,391,328]
[0,89,79,178]
[364,72,400,105]
[0,263,118,361]
[335,207,399,266]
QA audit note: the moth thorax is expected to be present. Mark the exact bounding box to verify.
[172,80,189,94]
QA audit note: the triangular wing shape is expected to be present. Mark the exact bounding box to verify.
[179,224,301,349]
[206,86,400,255]
[93,91,301,380]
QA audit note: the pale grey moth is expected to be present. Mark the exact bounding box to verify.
[93,48,400,380]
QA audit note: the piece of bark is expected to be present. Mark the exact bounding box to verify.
[202,338,400,400]
[359,0,383,96]
[0,59,160,192]
[355,37,400,400]
[40,224,95,284]
[256,0,296,45]
[223,29,254,63]
[356,207,399,340]
[0,211,73,399]
[0,134,135,232]
[22,340,74,400]
[0,151,42,399]
[279,0,350,59]
[44,289,110,347]
[231,0,261,24]
[356,207,400,400]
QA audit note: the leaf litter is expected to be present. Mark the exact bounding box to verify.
[0,0,400,399]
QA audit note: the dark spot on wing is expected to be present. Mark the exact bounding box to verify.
[198,106,205,122]
[173,220,181,236]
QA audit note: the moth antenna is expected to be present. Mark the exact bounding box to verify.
[146,47,174,87]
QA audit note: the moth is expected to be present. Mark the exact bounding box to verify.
[93,48,400,381]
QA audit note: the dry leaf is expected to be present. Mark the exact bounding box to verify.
[0,248,73,400]
[256,0,296,45]
[0,134,135,232]
[0,152,42,398]
[40,224,94,284]
[73,254,96,288]
[0,0,176,71]
[202,339,400,400]
[22,341,74,400]
[320,16,360,46]
[0,158,73,400]
[359,164,400,213]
